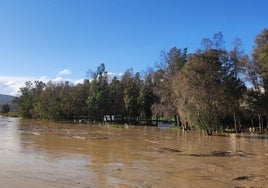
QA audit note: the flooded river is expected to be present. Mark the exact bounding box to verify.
[0,116,268,188]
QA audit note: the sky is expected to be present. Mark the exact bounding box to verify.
[0,0,267,96]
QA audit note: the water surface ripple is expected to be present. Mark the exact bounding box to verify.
[0,116,267,187]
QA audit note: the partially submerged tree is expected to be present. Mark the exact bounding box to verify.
[173,33,245,134]
[13,81,35,118]
[244,29,268,132]
[152,47,187,125]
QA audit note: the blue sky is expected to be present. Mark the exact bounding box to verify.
[0,0,267,95]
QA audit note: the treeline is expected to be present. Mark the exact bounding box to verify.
[14,29,268,133]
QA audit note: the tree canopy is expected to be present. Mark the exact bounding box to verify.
[13,29,268,134]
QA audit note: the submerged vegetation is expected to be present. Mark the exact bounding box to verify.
[13,29,268,134]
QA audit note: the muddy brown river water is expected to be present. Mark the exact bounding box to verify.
[0,116,267,188]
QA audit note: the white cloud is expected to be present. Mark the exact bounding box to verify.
[74,79,84,85]
[0,71,122,96]
[107,72,122,80]
[39,76,48,82]
[53,77,64,82]
[0,76,81,96]
[58,69,72,76]
[0,76,35,96]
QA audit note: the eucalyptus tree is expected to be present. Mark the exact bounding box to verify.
[39,81,64,121]
[244,89,267,132]
[173,33,245,134]
[58,81,75,120]
[87,63,110,122]
[71,79,91,119]
[245,29,268,132]
[13,81,35,118]
[121,70,142,123]
[31,81,47,119]
[152,47,187,125]
[252,29,268,93]
[137,69,157,123]
[108,76,124,116]
[173,50,226,133]
[228,38,248,131]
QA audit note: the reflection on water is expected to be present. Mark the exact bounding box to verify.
[0,116,268,187]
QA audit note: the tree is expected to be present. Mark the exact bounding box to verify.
[252,29,268,93]
[13,81,35,118]
[122,70,142,123]
[228,38,248,131]
[108,76,124,116]
[40,81,64,121]
[230,38,246,78]
[244,89,267,133]
[71,80,91,119]
[244,29,268,132]
[201,32,225,51]
[31,81,47,119]
[152,47,187,125]
[87,63,110,122]
[173,46,245,134]
[137,69,157,123]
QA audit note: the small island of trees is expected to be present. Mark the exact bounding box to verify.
[13,29,268,135]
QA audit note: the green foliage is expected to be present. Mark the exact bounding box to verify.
[252,29,268,93]
[173,33,246,131]
[13,81,35,118]
[86,63,110,122]
[109,77,124,115]
[152,47,187,120]
[12,29,268,131]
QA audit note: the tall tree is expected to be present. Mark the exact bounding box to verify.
[173,45,245,134]
[71,80,91,119]
[229,38,248,131]
[252,29,268,93]
[13,81,35,118]
[108,76,124,115]
[122,71,142,123]
[230,38,246,78]
[152,47,187,124]
[87,63,110,122]
[137,69,157,123]
[245,29,268,132]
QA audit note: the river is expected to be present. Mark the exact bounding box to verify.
[0,116,267,187]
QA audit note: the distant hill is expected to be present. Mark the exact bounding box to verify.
[0,94,16,112]
[0,94,15,105]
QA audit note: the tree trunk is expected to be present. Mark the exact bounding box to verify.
[174,114,177,126]
[233,113,237,133]
[207,129,213,135]
[174,114,180,126]
[251,117,254,127]
[258,113,263,133]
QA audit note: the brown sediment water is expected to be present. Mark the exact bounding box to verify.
[0,116,267,187]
